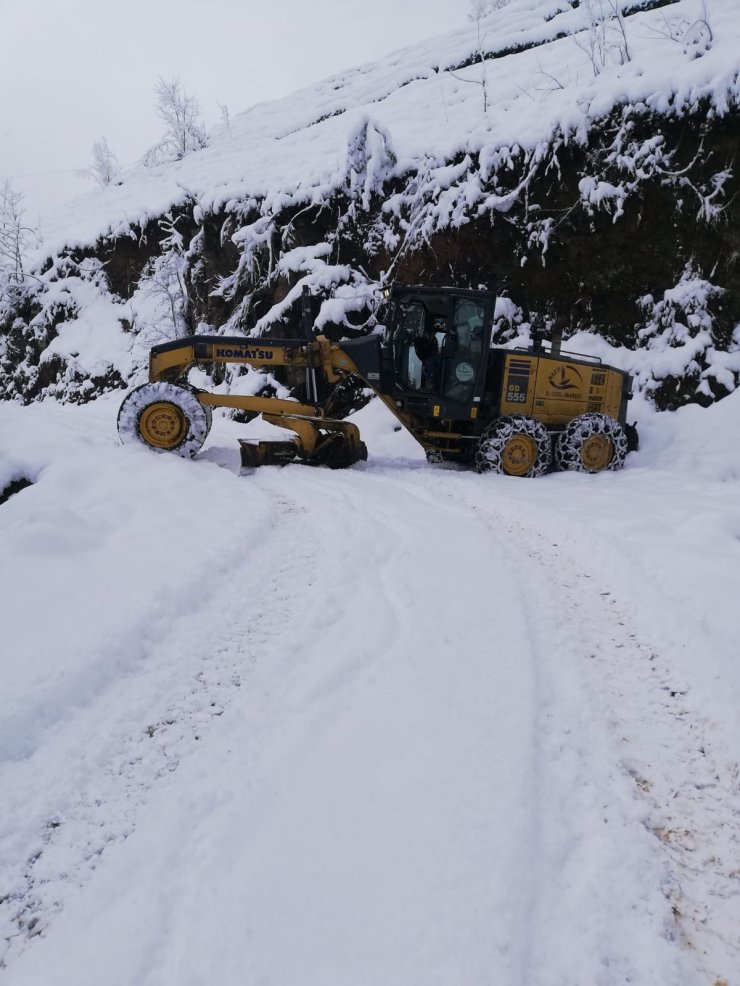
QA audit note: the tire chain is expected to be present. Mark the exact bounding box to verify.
[555,412,628,473]
[475,414,551,477]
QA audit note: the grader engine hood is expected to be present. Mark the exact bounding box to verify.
[499,351,631,427]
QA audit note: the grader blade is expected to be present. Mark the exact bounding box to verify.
[239,439,299,469]
[239,413,367,470]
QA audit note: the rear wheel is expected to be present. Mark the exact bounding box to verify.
[555,413,627,473]
[476,414,551,477]
[117,382,212,458]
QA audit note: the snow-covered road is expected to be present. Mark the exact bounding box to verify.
[1,396,739,984]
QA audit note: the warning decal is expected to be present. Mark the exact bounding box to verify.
[506,357,531,405]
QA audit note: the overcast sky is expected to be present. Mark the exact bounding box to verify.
[0,0,463,215]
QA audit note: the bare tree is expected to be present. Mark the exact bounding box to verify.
[453,0,508,113]
[147,252,190,336]
[143,77,209,166]
[85,136,121,186]
[141,213,193,338]
[0,180,35,294]
[575,0,631,76]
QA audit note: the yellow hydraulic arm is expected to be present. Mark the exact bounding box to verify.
[147,333,369,467]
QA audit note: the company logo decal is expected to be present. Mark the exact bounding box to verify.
[215,347,274,360]
[547,365,583,391]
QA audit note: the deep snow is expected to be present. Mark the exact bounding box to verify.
[1,392,739,984]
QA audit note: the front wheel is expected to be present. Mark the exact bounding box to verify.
[117,382,212,458]
[475,414,551,477]
[555,413,628,473]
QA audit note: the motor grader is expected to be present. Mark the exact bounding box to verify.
[117,285,635,476]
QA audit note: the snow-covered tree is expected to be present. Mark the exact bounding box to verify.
[86,136,120,186]
[0,180,34,296]
[143,77,209,166]
[218,101,233,139]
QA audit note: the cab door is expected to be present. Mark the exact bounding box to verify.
[388,290,493,423]
[439,298,487,409]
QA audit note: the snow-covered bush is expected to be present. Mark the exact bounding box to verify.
[575,0,632,76]
[636,267,740,408]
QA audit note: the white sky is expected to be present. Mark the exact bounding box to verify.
[0,0,463,216]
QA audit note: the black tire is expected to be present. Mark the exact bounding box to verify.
[180,383,213,435]
[475,414,551,477]
[117,382,212,458]
[555,412,628,473]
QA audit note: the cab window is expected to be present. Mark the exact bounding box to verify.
[393,301,428,391]
[440,300,486,403]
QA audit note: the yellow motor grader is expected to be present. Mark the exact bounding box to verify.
[117,285,636,476]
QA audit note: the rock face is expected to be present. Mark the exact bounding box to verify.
[2,102,739,411]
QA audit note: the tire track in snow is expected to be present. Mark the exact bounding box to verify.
[519,542,740,985]
[10,459,538,985]
[8,455,734,982]
[219,465,540,986]
[506,521,739,985]
[283,464,543,984]
[405,467,740,985]
[0,477,340,970]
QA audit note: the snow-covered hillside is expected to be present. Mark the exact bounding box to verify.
[36,0,739,254]
[2,0,739,409]
[1,393,740,984]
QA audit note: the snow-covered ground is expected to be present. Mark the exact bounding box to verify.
[2,1,739,980]
[1,393,739,985]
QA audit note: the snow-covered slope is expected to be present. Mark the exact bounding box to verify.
[37,0,740,257]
